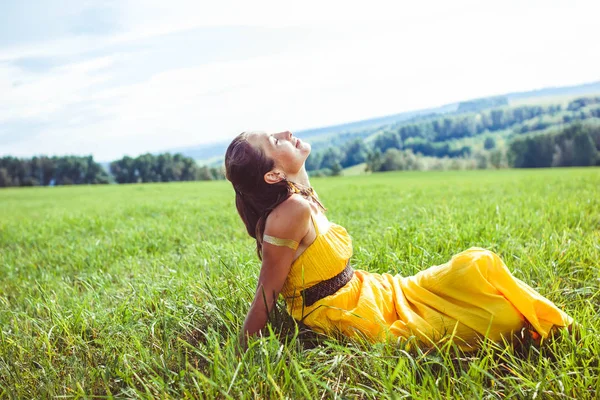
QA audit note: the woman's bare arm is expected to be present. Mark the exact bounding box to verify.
[240,195,311,346]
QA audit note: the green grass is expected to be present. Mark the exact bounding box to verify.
[1,168,599,399]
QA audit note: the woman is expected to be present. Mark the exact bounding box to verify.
[225,130,573,350]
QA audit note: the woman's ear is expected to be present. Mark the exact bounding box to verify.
[264,170,285,185]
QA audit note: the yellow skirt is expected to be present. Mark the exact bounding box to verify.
[296,248,573,349]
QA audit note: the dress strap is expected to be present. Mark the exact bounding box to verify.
[310,213,320,236]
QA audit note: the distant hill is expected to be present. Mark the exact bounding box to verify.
[506,80,600,101]
[167,141,232,166]
[294,102,458,139]
[166,103,458,164]
[457,96,508,113]
[168,80,600,165]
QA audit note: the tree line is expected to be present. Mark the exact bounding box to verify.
[0,155,110,187]
[0,153,224,188]
[109,153,223,184]
[362,120,600,173]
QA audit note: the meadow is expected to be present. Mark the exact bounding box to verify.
[1,168,599,399]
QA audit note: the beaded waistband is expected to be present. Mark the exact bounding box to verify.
[301,261,354,307]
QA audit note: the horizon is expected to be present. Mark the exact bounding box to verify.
[1,0,599,161]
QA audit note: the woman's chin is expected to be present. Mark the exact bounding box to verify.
[302,147,311,163]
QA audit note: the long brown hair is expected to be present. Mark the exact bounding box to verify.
[224,132,321,259]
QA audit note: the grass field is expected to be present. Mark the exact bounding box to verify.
[1,168,599,399]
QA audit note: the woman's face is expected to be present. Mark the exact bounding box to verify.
[246,130,311,176]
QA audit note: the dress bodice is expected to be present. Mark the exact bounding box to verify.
[280,218,353,303]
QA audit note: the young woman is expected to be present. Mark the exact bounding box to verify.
[225,130,573,350]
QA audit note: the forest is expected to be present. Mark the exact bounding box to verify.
[306,96,600,175]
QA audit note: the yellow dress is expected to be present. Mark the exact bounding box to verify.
[280,217,573,349]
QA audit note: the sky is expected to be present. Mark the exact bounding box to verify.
[1,0,599,161]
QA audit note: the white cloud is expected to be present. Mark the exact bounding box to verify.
[0,56,116,121]
[1,0,599,160]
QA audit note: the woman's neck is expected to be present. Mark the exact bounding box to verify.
[286,167,310,187]
[287,166,325,211]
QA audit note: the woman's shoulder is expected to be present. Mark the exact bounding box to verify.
[268,194,311,224]
[264,194,311,241]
